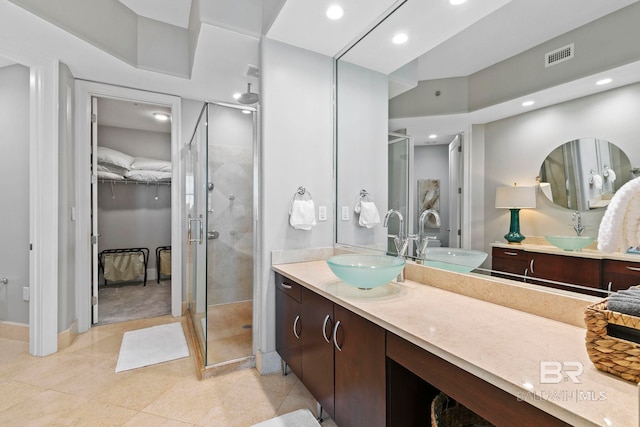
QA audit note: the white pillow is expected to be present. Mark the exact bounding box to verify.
[130,157,172,172]
[97,163,129,176]
[97,171,124,180]
[125,170,172,182]
[96,146,134,169]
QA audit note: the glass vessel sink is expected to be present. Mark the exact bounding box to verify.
[326,254,405,289]
[421,248,488,273]
[545,235,595,251]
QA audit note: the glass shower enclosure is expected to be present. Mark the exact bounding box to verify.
[186,102,257,368]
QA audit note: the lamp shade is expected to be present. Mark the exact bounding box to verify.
[495,186,537,209]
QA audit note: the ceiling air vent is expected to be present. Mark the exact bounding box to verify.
[545,43,574,68]
[245,64,260,79]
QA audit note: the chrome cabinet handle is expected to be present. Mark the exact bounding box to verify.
[626,266,640,272]
[281,283,292,290]
[607,281,613,293]
[293,315,301,339]
[529,259,535,274]
[504,251,519,256]
[332,320,342,352]
[523,268,529,283]
[322,314,332,344]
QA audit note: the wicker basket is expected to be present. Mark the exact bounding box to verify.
[430,392,493,427]
[584,299,640,383]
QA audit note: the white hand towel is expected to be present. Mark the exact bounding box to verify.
[289,199,317,230]
[358,201,381,228]
[598,176,640,253]
[592,174,603,189]
[607,169,617,182]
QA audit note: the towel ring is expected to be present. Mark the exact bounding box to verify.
[292,186,312,202]
[359,189,373,202]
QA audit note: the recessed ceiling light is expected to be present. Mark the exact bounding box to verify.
[450,0,467,5]
[522,101,535,107]
[392,33,408,45]
[429,134,437,139]
[596,78,612,85]
[241,109,252,115]
[326,5,344,20]
[233,93,241,100]
[152,112,170,121]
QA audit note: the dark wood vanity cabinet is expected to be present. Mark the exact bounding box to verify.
[275,276,302,378]
[491,247,603,294]
[275,274,386,427]
[603,259,640,292]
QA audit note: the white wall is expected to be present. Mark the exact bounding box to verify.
[413,144,449,245]
[97,126,172,278]
[0,64,30,325]
[336,60,388,250]
[258,38,334,371]
[483,82,640,261]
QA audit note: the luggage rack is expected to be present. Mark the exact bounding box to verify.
[156,246,172,283]
[98,247,149,286]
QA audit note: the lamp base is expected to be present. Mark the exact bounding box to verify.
[504,208,526,244]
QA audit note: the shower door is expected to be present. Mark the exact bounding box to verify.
[187,102,256,367]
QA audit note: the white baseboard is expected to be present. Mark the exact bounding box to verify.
[256,350,281,375]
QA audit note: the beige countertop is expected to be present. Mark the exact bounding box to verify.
[492,241,640,262]
[273,260,638,427]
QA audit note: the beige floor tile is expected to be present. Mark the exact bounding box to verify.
[49,358,121,398]
[58,329,116,354]
[123,412,197,427]
[0,389,87,427]
[0,338,29,359]
[199,384,286,427]
[94,371,181,411]
[234,370,298,395]
[206,332,252,365]
[287,378,315,399]
[9,353,103,389]
[275,392,318,417]
[0,379,43,412]
[142,375,235,424]
[73,332,125,361]
[49,399,137,426]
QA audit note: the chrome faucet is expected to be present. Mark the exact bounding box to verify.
[572,211,584,236]
[417,209,441,259]
[383,209,413,282]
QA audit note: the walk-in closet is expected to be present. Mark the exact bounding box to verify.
[94,97,173,324]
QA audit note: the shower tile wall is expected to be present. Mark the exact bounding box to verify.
[207,144,253,306]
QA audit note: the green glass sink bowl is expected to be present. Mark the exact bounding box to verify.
[545,235,595,251]
[421,248,488,273]
[326,254,405,289]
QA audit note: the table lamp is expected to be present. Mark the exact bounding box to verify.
[495,184,537,244]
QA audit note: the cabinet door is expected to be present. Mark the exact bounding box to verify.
[529,252,602,293]
[333,305,386,427]
[603,260,640,292]
[491,247,528,281]
[275,277,302,378]
[301,288,335,418]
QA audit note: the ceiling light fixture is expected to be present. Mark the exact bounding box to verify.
[596,78,612,85]
[233,93,241,100]
[522,101,535,107]
[450,0,467,5]
[152,112,170,121]
[326,5,344,20]
[429,134,437,139]
[392,33,408,45]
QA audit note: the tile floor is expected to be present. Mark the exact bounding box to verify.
[0,315,338,427]
[205,301,253,366]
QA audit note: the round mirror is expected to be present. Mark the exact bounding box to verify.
[538,138,631,211]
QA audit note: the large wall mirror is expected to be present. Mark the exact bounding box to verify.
[335,0,640,286]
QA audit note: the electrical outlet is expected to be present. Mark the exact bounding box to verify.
[318,205,327,221]
[341,206,350,221]
[23,286,30,301]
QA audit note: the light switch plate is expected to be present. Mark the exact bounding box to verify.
[318,206,327,221]
[341,206,350,221]
[23,286,30,301]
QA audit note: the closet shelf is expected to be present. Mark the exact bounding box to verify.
[98,179,171,186]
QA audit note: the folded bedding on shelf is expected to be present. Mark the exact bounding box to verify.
[125,169,172,182]
[96,146,135,170]
[97,162,129,176]
[130,157,172,172]
[97,170,125,180]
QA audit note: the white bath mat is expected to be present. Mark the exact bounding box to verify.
[251,409,321,427]
[115,322,189,372]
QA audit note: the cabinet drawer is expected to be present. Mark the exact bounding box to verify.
[276,275,302,302]
[603,259,640,275]
[492,247,527,260]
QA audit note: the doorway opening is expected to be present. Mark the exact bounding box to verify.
[91,97,173,325]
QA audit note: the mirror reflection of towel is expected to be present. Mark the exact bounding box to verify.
[358,201,381,228]
[592,174,603,189]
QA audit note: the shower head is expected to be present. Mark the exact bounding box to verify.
[238,83,259,105]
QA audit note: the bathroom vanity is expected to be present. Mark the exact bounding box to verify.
[492,243,640,294]
[273,259,637,427]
